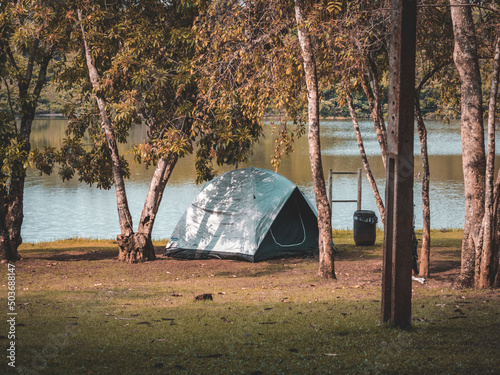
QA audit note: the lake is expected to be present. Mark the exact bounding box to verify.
[23,117,497,243]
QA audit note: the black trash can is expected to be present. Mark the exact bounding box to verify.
[353,210,378,246]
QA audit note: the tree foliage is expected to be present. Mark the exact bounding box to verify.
[0,0,72,261]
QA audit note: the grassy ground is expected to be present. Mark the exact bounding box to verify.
[1,230,499,374]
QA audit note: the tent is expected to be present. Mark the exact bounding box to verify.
[164,167,321,262]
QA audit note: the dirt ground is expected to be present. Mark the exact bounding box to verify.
[23,243,461,289]
[149,245,462,290]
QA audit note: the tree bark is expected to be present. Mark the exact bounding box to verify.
[480,36,500,288]
[364,54,388,168]
[494,150,500,287]
[366,54,387,166]
[415,98,431,277]
[494,197,500,287]
[137,155,178,236]
[294,0,335,279]
[346,90,385,223]
[120,154,179,262]
[450,0,486,288]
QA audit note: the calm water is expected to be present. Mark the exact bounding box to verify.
[23,118,498,242]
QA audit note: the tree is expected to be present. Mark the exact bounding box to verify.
[450,0,486,288]
[295,0,335,279]
[0,0,69,262]
[333,0,390,224]
[33,0,267,263]
[480,34,500,288]
[413,1,455,278]
[192,0,336,278]
[76,6,146,261]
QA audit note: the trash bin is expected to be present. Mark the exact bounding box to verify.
[353,210,378,246]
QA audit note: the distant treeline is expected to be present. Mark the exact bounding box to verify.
[34,78,447,119]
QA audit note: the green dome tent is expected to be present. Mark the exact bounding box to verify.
[164,167,322,262]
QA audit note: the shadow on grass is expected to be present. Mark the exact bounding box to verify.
[430,259,461,274]
[335,245,382,261]
[30,248,117,261]
[436,248,462,257]
[29,246,164,262]
[214,264,287,278]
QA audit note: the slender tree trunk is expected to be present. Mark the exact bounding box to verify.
[414,60,452,278]
[361,60,388,169]
[346,90,385,223]
[415,98,431,277]
[494,138,500,287]
[494,197,500,287]
[295,0,335,279]
[78,9,134,236]
[450,0,486,288]
[125,154,179,262]
[78,9,150,262]
[480,36,500,288]
[493,153,500,287]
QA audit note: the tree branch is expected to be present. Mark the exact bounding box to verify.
[32,46,54,103]
[416,59,453,95]
[5,44,20,75]
[2,78,17,126]
[25,38,40,88]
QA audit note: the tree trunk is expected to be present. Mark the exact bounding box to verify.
[414,59,452,278]
[0,171,24,263]
[494,197,500,287]
[493,147,500,287]
[480,36,500,288]
[415,98,431,277]
[78,10,134,238]
[78,9,178,262]
[295,0,335,279]
[79,9,145,262]
[364,54,388,168]
[450,0,486,288]
[346,90,385,223]
[124,154,179,262]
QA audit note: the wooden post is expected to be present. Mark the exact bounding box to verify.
[357,168,362,211]
[381,0,417,329]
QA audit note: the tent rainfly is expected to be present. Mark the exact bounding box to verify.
[164,167,321,262]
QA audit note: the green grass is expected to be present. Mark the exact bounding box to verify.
[1,230,499,374]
